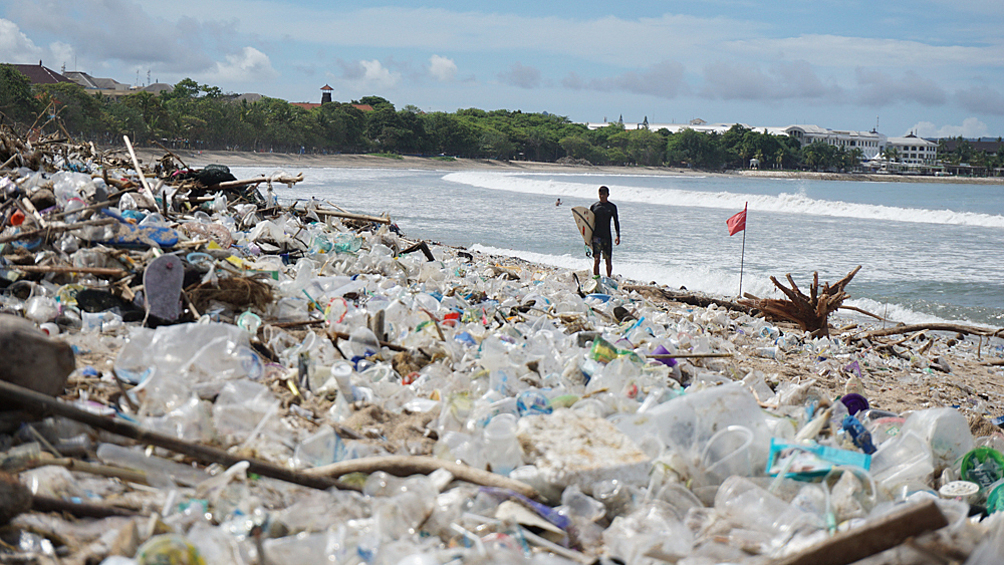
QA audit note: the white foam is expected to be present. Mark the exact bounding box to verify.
[444,172,1004,228]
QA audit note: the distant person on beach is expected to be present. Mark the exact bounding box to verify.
[590,186,620,277]
[555,198,562,206]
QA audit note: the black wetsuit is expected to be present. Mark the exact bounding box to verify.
[590,200,620,258]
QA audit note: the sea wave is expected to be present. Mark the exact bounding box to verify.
[445,172,1004,228]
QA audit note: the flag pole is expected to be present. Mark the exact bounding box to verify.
[738,202,747,297]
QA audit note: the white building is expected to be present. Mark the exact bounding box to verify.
[884,133,937,165]
[773,125,885,160]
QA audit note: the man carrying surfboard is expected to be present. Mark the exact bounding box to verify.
[590,186,620,277]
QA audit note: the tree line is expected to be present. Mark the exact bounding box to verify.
[3,65,1000,173]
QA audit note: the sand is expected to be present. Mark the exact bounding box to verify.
[135,148,1004,185]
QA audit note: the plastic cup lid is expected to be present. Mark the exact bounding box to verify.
[939,481,981,498]
[840,393,869,415]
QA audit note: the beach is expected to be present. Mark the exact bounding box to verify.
[139,148,1004,185]
[132,148,1004,430]
[2,145,1002,563]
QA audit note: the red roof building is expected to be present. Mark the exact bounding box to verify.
[4,62,74,85]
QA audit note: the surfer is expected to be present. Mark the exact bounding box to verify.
[590,186,620,277]
[555,198,562,207]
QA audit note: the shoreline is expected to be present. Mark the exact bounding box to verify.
[137,148,1004,185]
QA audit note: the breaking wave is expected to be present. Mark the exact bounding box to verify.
[444,172,1004,229]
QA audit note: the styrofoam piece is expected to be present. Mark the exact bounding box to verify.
[517,409,651,495]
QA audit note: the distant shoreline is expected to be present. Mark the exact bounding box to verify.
[135,148,1004,185]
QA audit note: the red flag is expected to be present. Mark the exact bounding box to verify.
[726,205,747,236]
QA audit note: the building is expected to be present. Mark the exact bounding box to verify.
[884,133,937,166]
[774,125,885,160]
[63,71,131,97]
[291,86,375,112]
[3,61,74,85]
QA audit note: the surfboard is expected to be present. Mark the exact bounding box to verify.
[571,206,594,246]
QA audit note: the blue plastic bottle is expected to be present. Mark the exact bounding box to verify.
[842,415,877,454]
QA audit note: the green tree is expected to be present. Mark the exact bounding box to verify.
[34,83,107,139]
[0,65,41,127]
[119,91,172,141]
[665,129,725,169]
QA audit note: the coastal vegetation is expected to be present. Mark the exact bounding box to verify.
[3,67,1003,173]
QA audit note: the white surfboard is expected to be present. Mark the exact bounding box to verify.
[571,206,594,246]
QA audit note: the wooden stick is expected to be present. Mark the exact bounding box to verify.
[838,305,889,321]
[773,499,947,565]
[27,456,149,485]
[0,379,356,493]
[8,265,129,278]
[153,140,188,170]
[209,173,304,191]
[123,135,153,196]
[647,353,733,359]
[864,322,1001,339]
[304,455,540,500]
[311,208,391,225]
[20,196,47,229]
[32,494,139,518]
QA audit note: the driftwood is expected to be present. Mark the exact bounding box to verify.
[741,266,861,338]
[32,494,139,519]
[0,379,356,493]
[774,498,947,565]
[304,455,540,501]
[312,207,391,225]
[8,265,128,278]
[862,322,1004,340]
[621,284,756,314]
[214,172,304,191]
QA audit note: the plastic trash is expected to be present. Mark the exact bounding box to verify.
[483,413,523,476]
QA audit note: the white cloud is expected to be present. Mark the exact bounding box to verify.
[355,60,397,90]
[203,46,278,83]
[910,118,989,138]
[0,19,43,62]
[428,54,456,82]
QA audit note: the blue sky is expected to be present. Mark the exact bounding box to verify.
[2,0,1002,138]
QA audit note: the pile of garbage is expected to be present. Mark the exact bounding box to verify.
[1,134,1004,565]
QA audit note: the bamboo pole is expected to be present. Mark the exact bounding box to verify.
[123,135,153,196]
[0,379,355,492]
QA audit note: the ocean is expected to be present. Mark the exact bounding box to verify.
[232,166,1004,328]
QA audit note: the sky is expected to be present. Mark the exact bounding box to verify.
[2,0,1003,139]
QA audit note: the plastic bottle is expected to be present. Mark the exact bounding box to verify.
[842,415,877,454]
[483,414,523,476]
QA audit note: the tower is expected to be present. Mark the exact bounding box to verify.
[321,84,333,104]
